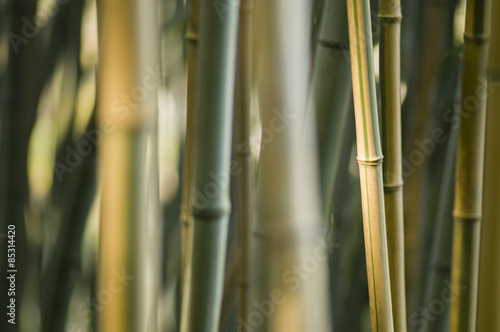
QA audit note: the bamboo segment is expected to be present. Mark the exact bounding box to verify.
[312,0,351,225]
[450,0,492,330]
[180,0,199,282]
[379,0,406,330]
[234,0,254,322]
[249,0,331,331]
[403,0,456,314]
[346,0,394,330]
[96,0,160,330]
[421,53,461,332]
[476,2,500,331]
[179,0,240,331]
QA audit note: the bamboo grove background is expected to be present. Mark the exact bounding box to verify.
[0,0,499,331]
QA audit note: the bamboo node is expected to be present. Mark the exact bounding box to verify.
[383,181,404,192]
[192,206,231,220]
[185,31,199,43]
[317,38,349,51]
[463,33,489,44]
[357,156,384,166]
[378,15,402,23]
[452,211,482,220]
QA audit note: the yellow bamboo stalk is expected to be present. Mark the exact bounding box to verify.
[96,0,160,330]
[180,0,199,282]
[379,0,406,330]
[450,0,492,330]
[347,0,394,330]
[475,2,499,331]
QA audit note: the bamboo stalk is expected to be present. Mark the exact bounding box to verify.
[249,0,331,331]
[234,0,254,323]
[0,1,38,331]
[450,0,492,330]
[180,0,199,282]
[403,0,456,315]
[179,0,240,330]
[346,0,394,330]
[421,52,461,332]
[476,3,500,331]
[96,0,160,330]
[379,0,406,329]
[312,0,352,225]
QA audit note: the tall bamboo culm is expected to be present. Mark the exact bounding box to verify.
[450,0,492,330]
[234,0,254,322]
[379,0,406,330]
[476,2,500,331]
[312,0,351,225]
[96,0,160,330]
[422,53,461,332]
[179,0,240,330]
[249,0,331,331]
[180,0,199,282]
[346,0,394,330]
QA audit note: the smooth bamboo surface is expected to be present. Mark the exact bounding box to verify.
[450,0,492,330]
[476,2,500,330]
[347,0,394,330]
[179,0,240,331]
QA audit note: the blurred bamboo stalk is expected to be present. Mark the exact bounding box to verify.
[450,0,492,330]
[250,0,331,331]
[403,0,456,314]
[346,0,394,330]
[234,0,254,323]
[179,0,240,330]
[421,52,461,332]
[180,0,199,282]
[96,0,160,330]
[0,1,38,331]
[476,3,500,331]
[312,0,352,226]
[379,0,406,329]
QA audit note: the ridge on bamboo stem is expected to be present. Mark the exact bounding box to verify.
[346,0,394,330]
[379,0,406,330]
[449,0,492,330]
[179,0,240,331]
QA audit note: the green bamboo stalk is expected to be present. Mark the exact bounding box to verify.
[420,52,461,332]
[476,3,500,331]
[312,0,352,225]
[403,0,456,315]
[379,0,406,330]
[234,0,254,323]
[346,0,394,330]
[0,1,38,331]
[96,0,160,330]
[450,0,492,330]
[180,0,199,282]
[179,0,240,330]
[249,0,331,331]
